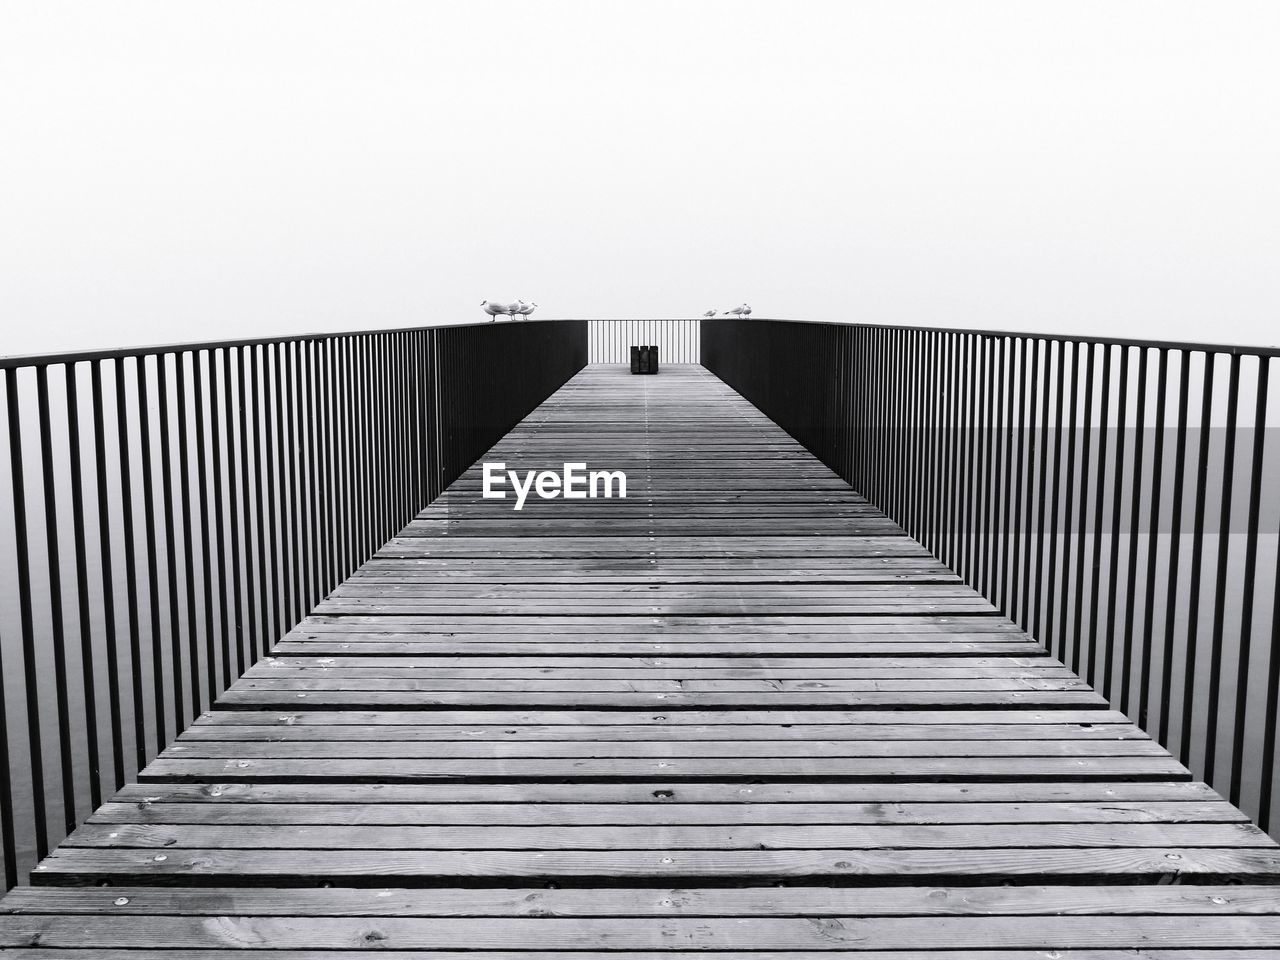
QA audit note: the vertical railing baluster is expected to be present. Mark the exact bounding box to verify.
[208,349,232,691]
[377,332,390,542]
[313,339,330,591]
[980,335,997,599]
[333,337,351,579]
[1120,348,1149,714]
[249,346,270,660]
[963,334,978,585]
[942,330,958,568]
[114,358,147,773]
[91,359,126,791]
[1203,353,1242,783]
[302,343,320,618]
[998,337,1014,614]
[64,364,103,808]
[1258,406,1280,830]
[1229,357,1270,806]
[1060,342,1084,673]
[174,352,203,721]
[233,346,257,667]
[192,351,217,708]
[1036,340,1059,647]
[897,329,910,527]
[1068,342,1092,672]
[283,341,296,615]
[358,335,373,554]
[220,348,244,680]
[393,333,408,533]
[344,337,360,568]
[1138,348,1169,731]
[0,369,18,888]
[271,341,293,635]
[912,328,926,537]
[35,366,77,835]
[135,356,166,753]
[156,354,187,731]
[1179,352,1217,766]
[1009,337,1028,621]
[3,371,43,854]
[1158,350,1192,746]
[1084,345,1112,690]
[1018,338,1039,631]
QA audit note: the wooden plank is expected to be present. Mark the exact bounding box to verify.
[231,677,1089,691]
[5,883,1278,916]
[268,645,1051,659]
[87,800,1249,826]
[159,740,1171,759]
[63,821,1270,849]
[11,913,1280,950]
[29,846,1280,884]
[181,722,1148,741]
[136,755,1191,781]
[213,690,1111,708]
[5,951,1280,960]
[190,708,1137,726]
[289,614,1027,632]
[243,654,1075,670]
[111,779,1227,804]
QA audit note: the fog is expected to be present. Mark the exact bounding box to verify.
[2,1,1278,357]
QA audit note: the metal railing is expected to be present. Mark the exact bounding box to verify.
[0,319,586,888]
[703,318,1280,831]
[588,320,700,363]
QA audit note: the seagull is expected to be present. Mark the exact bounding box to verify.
[506,302,523,320]
[481,300,510,321]
[723,303,752,318]
[517,301,537,320]
[702,310,717,318]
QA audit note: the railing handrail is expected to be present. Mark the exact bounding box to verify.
[0,317,573,370]
[699,317,1280,360]
[13,316,1273,370]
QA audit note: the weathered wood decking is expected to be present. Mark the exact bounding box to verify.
[4,363,1280,956]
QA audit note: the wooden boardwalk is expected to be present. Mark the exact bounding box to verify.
[4,363,1280,956]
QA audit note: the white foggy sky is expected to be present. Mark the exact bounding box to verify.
[1,0,1278,357]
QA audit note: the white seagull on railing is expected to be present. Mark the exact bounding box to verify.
[702,309,717,318]
[481,300,510,321]
[517,301,537,320]
[723,303,752,318]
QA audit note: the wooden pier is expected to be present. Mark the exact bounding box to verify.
[4,363,1280,955]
